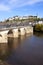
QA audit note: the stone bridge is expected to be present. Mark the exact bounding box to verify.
[0,26,33,43]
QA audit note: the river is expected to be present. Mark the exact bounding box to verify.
[0,33,43,65]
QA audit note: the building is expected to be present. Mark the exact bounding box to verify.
[29,16,37,19]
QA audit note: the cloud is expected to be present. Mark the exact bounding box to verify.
[0,3,10,11]
[8,0,43,8]
[0,0,43,11]
[28,0,43,5]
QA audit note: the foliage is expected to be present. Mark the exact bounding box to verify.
[34,24,43,31]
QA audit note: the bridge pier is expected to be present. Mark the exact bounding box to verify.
[24,26,33,34]
[0,31,8,43]
[13,28,26,37]
[13,28,19,38]
[18,28,26,36]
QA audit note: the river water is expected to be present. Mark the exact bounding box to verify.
[0,33,43,65]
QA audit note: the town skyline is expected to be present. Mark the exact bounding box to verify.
[0,0,43,21]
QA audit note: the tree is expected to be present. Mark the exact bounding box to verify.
[6,19,9,22]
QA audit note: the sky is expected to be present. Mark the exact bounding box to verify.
[0,0,43,21]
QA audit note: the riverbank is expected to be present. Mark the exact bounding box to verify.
[33,24,43,32]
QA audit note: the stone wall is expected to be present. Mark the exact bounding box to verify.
[24,26,33,34]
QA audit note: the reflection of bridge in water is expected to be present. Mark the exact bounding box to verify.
[0,26,33,43]
[0,33,32,59]
[0,35,27,58]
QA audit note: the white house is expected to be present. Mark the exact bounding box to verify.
[38,21,43,24]
[22,16,28,19]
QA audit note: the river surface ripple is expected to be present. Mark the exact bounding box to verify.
[0,33,43,65]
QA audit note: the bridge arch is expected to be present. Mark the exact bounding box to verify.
[18,28,21,36]
[7,29,13,34]
[0,34,2,37]
[7,29,14,37]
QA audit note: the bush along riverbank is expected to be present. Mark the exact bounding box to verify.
[33,24,43,33]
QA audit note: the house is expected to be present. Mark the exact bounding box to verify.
[38,21,43,24]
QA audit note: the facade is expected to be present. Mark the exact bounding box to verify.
[29,16,37,18]
[38,21,43,24]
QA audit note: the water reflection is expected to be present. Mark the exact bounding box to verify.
[0,43,8,60]
[8,35,26,50]
[0,33,43,65]
[0,35,26,60]
[7,37,20,55]
[33,32,43,37]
